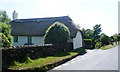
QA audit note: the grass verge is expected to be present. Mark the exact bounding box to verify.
[99,42,118,50]
[6,47,86,71]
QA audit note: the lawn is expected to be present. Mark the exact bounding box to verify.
[8,51,80,70]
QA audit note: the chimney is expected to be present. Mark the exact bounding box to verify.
[12,10,18,20]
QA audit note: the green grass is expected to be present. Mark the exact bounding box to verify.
[8,51,78,70]
[99,44,114,50]
[99,42,118,50]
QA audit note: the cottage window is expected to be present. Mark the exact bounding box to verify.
[14,36,18,42]
[28,36,32,43]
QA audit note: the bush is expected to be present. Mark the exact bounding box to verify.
[100,33,110,45]
[0,22,12,47]
[95,41,102,49]
[74,48,86,55]
[44,22,70,44]
[83,39,93,49]
[0,33,12,47]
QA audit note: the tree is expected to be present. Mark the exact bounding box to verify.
[82,28,86,39]
[85,29,94,39]
[0,11,12,47]
[113,34,118,44]
[118,35,120,41]
[0,10,11,23]
[93,24,101,38]
[44,22,70,44]
[0,22,12,47]
[100,33,110,45]
[82,28,94,39]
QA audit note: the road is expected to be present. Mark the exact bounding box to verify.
[52,46,118,70]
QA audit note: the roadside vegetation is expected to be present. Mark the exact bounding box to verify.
[7,47,86,71]
[82,24,120,50]
[99,42,118,50]
[0,10,12,47]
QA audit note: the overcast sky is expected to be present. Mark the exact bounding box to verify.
[0,0,119,36]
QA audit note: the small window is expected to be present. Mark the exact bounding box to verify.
[28,36,32,43]
[14,36,18,42]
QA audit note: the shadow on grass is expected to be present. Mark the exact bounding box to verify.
[52,51,71,57]
[50,47,87,57]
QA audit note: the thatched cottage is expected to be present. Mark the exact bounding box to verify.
[10,14,83,49]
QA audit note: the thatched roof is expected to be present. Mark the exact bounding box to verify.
[10,16,81,38]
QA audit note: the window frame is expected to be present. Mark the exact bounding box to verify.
[14,36,18,43]
[28,36,32,43]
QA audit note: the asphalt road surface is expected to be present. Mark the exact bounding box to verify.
[52,46,118,70]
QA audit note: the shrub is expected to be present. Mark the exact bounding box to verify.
[0,22,12,47]
[100,33,110,45]
[44,22,70,44]
[74,47,86,55]
[0,33,12,47]
[95,41,102,49]
[83,39,93,49]
[118,35,120,41]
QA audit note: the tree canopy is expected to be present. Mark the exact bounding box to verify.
[0,22,12,47]
[0,10,12,47]
[93,24,101,38]
[0,10,11,23]
[82,28,94,39]
[99,33,110,45]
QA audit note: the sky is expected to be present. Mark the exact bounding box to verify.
[0,0,119,36]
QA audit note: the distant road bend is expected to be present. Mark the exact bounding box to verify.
[52,46,118,70]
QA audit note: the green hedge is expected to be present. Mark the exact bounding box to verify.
[7,48,85,71]
[2,43,73,69]
[83,39,93,49]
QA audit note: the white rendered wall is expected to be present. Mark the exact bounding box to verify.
[12,36,27,46]
[73,31,83,49]
[12,36,44,46]
[32,36,44,45]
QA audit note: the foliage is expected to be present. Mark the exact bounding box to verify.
[100,33,110,45]
[113,34,118,42]
[0,22,12,47]
[83,39,93,49]
[93,24,101,38]
[82,24,101,41]
[0,33,9,47]
[100,44,114,50]
[0,10,12,47]
[110,36,114,42]
[8,51,78,70]
[118,35,120,41]
[2,43,73,67]
[44,22,70,44]
[25,57,33,63]
[82,28,86,38]
[74,48,86,55]
[82,28,94,39]
[0,10,11,23]
[95,41,102,49]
